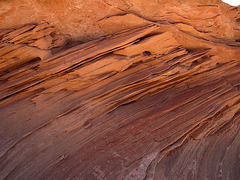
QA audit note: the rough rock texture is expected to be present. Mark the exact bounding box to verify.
[1,0,240,42]
[0,0,240,180]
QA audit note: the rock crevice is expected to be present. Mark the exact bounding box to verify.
[0,0,240,180]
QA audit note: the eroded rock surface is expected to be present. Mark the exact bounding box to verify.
[0,0,240,180]
[1,0,240,41]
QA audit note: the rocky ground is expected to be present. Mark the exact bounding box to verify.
[0,0,240,179]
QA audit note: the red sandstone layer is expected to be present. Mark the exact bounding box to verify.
[0,0,240,179]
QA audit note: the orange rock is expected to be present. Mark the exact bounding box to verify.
[0,1,240,180]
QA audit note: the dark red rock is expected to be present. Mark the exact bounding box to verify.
[0,1,240,180]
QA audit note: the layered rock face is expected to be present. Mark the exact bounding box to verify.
[0,0,240,180]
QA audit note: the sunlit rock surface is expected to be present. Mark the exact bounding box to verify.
[0,0,240,179]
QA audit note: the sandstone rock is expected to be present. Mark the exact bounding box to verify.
[0,0,240,180]
[98,14,150,34]
[1,0,239,42]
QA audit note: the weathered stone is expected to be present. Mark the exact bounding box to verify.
[0,1,240,180]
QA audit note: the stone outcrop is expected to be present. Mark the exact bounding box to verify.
[1,0,240,41]
[0,0,240,180]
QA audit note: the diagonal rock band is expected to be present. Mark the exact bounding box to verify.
[0,1,240,180]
